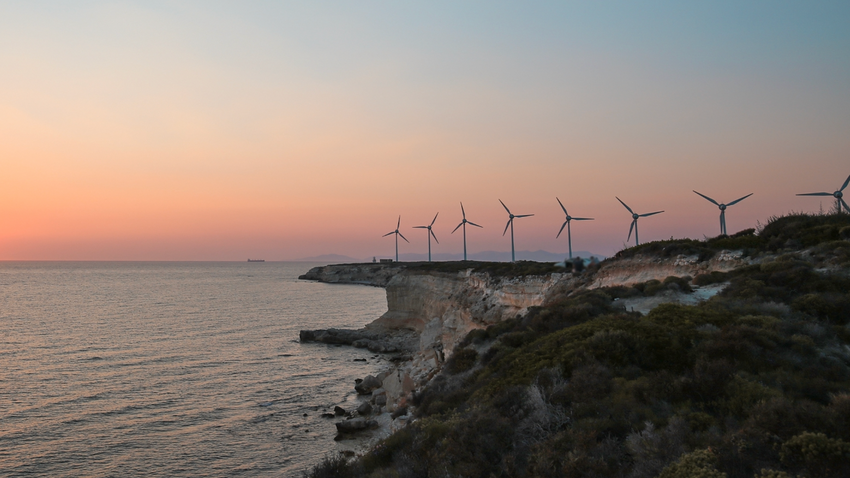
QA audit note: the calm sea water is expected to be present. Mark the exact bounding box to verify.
[0,262,388,477]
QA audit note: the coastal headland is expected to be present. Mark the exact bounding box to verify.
[298,251,749,436]
[300,214,850,477]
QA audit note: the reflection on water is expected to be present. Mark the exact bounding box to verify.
[0,262,387,477]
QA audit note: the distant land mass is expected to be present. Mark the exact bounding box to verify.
[299,250,605,263]
[296,253,361,263]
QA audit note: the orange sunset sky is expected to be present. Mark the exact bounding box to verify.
[2,2,849,261]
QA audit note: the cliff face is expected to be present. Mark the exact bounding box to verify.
[370,270,574,358]
[300,251,749,413]
[589,251,749,288]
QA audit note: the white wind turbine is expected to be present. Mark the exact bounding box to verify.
[499,199,533,262]
[616,197,663,247]
[413,213,439,262]
[382,216,409,262]
[693,191,753,236]
[451,203,482,261]
[797,173,850,214]
[556,197,593,259]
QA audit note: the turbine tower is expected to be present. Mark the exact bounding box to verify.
[413,213,439,262]
[693,191,753,236]
[451,202,482,261]
[499,199,533,262]
[382,216,409,262]
[797,174,850,214]
[556,197,593,259]
[616,197,663,247]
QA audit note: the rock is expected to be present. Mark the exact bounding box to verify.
[357,402,373,416]
[353,358,367,362]
[366,419,379,429]
[335,417,368,433]
[320,413,335,419]
[334,406,346,416]
[375,394,387,406]
[355,375,382,394]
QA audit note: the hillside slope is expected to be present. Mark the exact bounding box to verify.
[306,214,850,478]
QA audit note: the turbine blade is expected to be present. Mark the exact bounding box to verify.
[383,232,395,237]
[842,174,850,192]
[616,197,634,214]
[573,217,594,221]
[842,198,850,213]
[640,211,664,217]
[516,214,533,218]
[721,211,726,234]
[797,192,832,196]
[503,219,512,236]
[430,212,438,226]
[557,221,567,238]
[397,216,401,228]
[398,232,409,243]
[460,202,466,219]
[468,221,483,228]
[452,223,463,234]
[556,197,568,215]
[413,226,427,229]
[693,190,719,206]
[727,193,753,206]
[628,219,635,241]
[431,230,439,244]
[499,199,511,214]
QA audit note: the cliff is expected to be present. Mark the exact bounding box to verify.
[298,263,405,287]
[299,252,749,415]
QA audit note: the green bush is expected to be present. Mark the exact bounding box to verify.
[657,448,726,478]
[444,347,478,375]
[780,432,850,477]
[693,271,729,286]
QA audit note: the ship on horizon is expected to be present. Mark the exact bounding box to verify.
[247,259,265,262]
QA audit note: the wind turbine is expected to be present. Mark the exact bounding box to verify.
[556,197,593,259]
[797,174,850,214]
[382,216,409,262]
[693,191,753,236]
[451,203,483,261]
[413,213,439,262]
[499,199,533,262]
[616,197,663,247]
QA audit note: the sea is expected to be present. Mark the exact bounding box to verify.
[0,262,389,477]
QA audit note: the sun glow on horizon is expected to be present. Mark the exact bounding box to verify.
[2,2,849,260]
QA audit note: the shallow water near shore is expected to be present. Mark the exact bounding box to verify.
[0,261,388,477]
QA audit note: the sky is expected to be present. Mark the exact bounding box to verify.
[1,1,849,261]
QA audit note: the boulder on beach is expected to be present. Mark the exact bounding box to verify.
[355,375,381,395]
[335,417,368,433]
[334,406,346,416]
[357,402,373,416]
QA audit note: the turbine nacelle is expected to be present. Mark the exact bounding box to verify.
[452,202,482,261]
[555,197,593,259]
[797,173,850,214]
[616,197,663,246]
[499,199,533,262]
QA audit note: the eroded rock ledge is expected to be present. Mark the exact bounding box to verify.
[299,327,418,354]
[298,263,406,287]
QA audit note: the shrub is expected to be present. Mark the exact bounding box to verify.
[693,271,729,286]
[780,432,850,477]
[444,347,478,375]
[657,448,726,478]
[303,453,357,478]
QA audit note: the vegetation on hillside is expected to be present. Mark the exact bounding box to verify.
[306,213,850,478]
